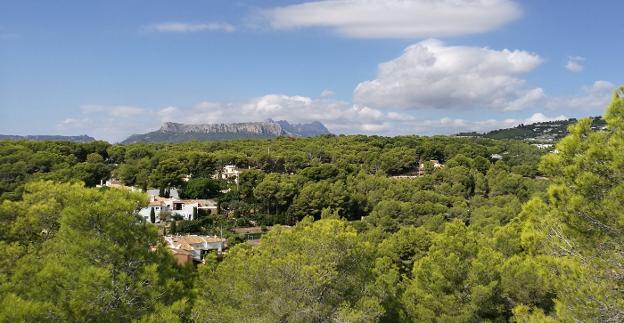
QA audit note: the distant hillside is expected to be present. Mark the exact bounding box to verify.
[122,119,331,144]
[276,120,329,137]
[0,134,96,143]
[457,116,606,142]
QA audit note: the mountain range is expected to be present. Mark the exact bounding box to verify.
[121,119,331,144]
[3,117,604,144]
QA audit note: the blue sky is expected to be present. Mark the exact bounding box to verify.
[1,0,622,142]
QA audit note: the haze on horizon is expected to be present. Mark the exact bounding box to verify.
[1,0,622,142]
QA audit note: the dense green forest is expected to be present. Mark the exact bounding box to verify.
[1,88,623,322]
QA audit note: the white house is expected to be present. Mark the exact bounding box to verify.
[138,196,218,223]
[164,198,218,220]
[222,165,239,178]
[138,199,166,223]
[213,165,240,184]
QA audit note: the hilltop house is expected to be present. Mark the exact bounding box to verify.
[213,165,240,184]
[164,235,226,265]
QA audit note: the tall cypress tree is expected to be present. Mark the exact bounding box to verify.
[170,221,177,234]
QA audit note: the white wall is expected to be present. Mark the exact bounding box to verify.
[138,206,162,223]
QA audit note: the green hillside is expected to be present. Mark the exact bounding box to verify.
[457,116,606,142]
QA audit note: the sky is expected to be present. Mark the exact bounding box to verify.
[0,0,623,142]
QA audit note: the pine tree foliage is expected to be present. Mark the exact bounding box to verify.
[519,86,624,321]
[0,182,190,322]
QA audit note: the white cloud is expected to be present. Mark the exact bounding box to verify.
[155,95,394,134]
[565,56,585,72]
[354,39,544,111]
[263,0,521,38]
[523,112,567,124]
[143,22,235,33]
[152,95,571,136]
[60,118,80,126]
[545,81,615,113]
[57,82,612,142]
[320,89,335,97]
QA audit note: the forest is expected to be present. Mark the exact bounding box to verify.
[0,87,622,322]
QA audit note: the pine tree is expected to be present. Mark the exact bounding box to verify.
[519,86,624,321]
[192,218,384,322]
[0,182,190,321]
